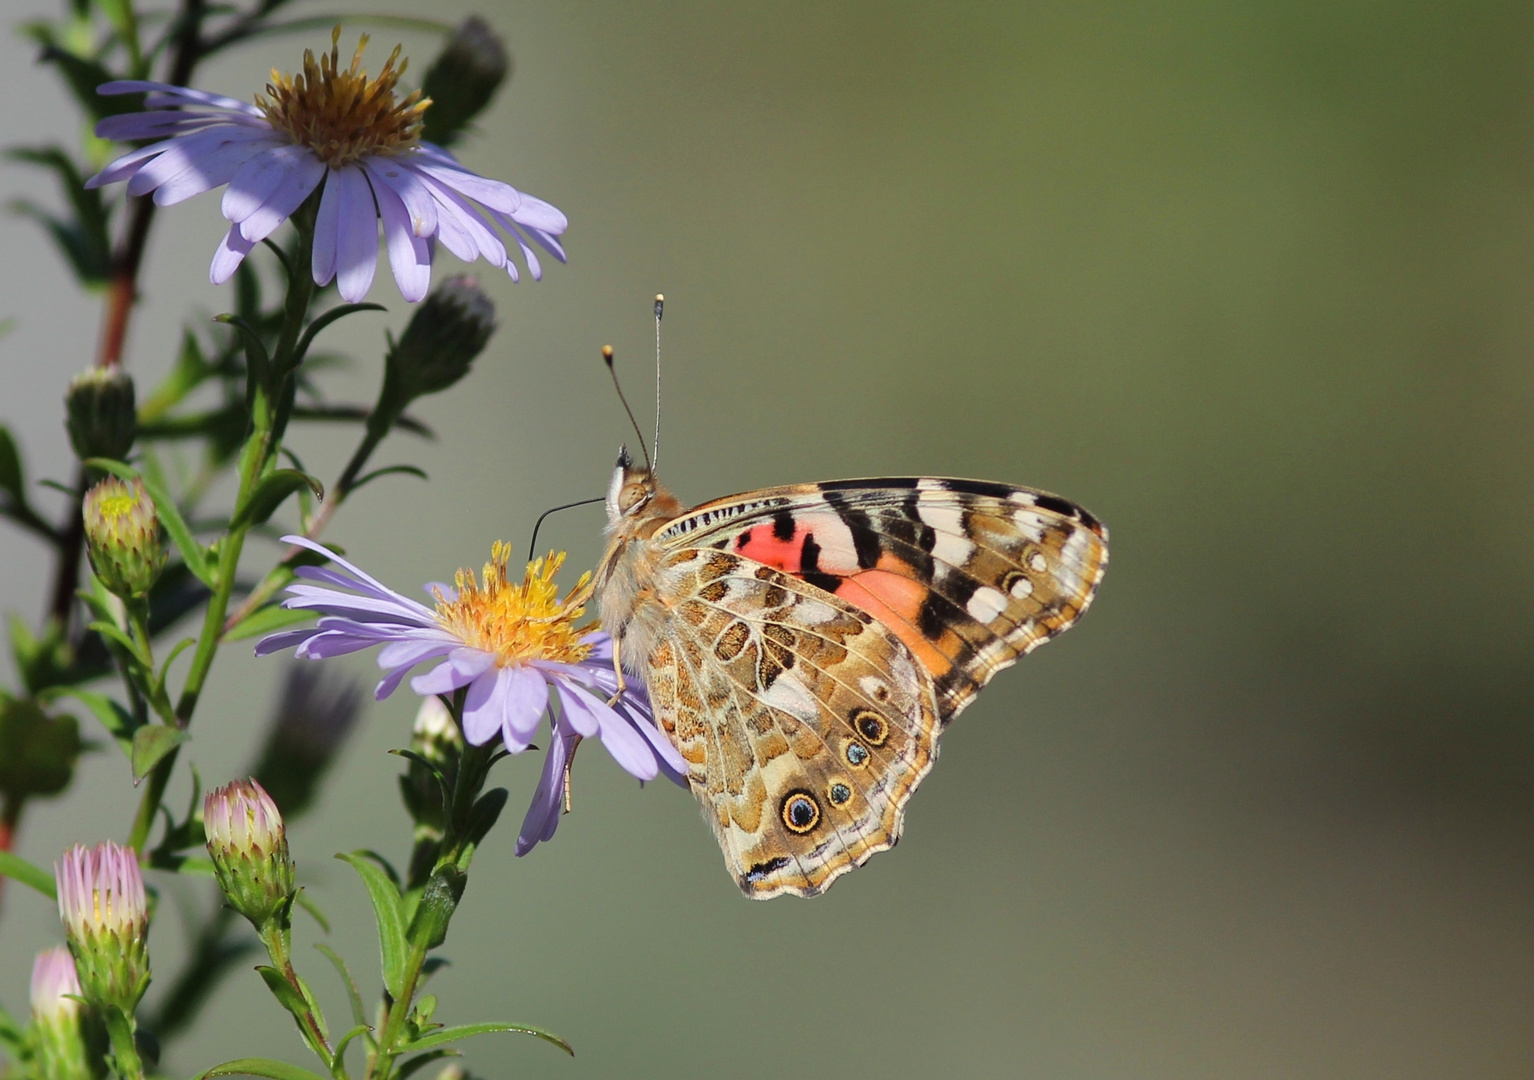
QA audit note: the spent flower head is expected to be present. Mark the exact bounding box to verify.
[54,842,150,1014]
[256,537,686,853]
[64,367,136,463]
[29,946,91,1080]
[82,476,165,599]
[204,778,296,928]
[85,28,566,303]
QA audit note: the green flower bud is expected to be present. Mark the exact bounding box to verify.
[0,696,83,803]
[382,276,497,413]
[82,477,166,599]
[421,18,510,147]
[29,946,94,1080]
[64,367,137,464]
[55,842,151,1016]
[203,779,296,929]
[402,697,463,885]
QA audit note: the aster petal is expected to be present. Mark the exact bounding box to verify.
[98,80,263,115]
[239,153,325,241]
[333,167,380,302]
[85,140,177,189]
[505,191,568,236]
[563,683,659,781]
[498,667,551,751]
[373,171,432,302]
[223,145,311,223]
[210,224,256,284]
[620,700,689,776]
[415,172,507,267]
[515,724,576,855]
[408,159,524,215]
[283,536,436,617]
[421,188,479,262]
[282,587,430,622]
[378,637,455,671]
[254,628,321,656]
[126,125,258,197]
[293,631,388,659]
[411,647,496,696]
[365,160,438,238]
[460,668,508,745]
[95,110,230,141]
[155,133,284,207]
[553,680,601,737]
[312,172,342,286]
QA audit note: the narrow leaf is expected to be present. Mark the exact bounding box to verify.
[350,464,428,493]
[290,303,386,371]
[233,469,325,530]
[337,852,407,1000]
[84,459,213,586]
[86,620,147,665]
[395,1050,458,1080]
[0,850,57,899]
[131,725,188,783]
[0,426,27,503]
[194,1057,332,1080]
[255,966,308,1014]
[400,1021,573,1057]
[314,943,367,1030]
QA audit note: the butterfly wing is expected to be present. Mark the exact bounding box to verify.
[640,478,1108,898]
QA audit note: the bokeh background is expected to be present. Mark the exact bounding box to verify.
[1,2,1532,1078]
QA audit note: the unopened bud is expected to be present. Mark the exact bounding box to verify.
[82,477,165,598]
[421,17,510,147]
[65,367,137,463]
[55,842,150,1015]
[402,697,463,883]
[382,277,496,410]
[29,946,92,1080]
[203,779,295,929]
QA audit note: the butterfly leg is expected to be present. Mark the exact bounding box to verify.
[607,633,629,706]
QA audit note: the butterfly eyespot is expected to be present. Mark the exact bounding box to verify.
[1025,549,1048,574]
[844,741,870,768]
[781,791,821,834]
[827,782,853,806]
[850,708,888,746]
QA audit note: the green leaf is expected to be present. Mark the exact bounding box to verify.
[0,1001,26,1054]
[337,851,408,1000]
[350,464,428,493]
[290,303,386,371]
[400,1021,573,1057]
[395,1050,459,1080]
[214,312,273,411]
[232,469,325,530]
[331,1024,374,1066]
[194,1058,333,1080]
[43,687,138,752]
[84,459,214,586]
[86,619,147,666]
[131,725,187,783]
[0,850,57,899]
[462,788,508,851]
[6,147,112,283]
[255,965,308,1015]
[314,943,367,1031]
[139,331,213,423]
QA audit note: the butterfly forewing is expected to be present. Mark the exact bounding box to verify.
[655,478,1109,724]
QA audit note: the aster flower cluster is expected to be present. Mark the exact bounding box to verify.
[0,8,668,1080]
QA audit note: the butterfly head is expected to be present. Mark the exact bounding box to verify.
[606,446,681,535]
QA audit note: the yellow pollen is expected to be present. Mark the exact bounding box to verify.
[98,493,135,522]
[434,545,595,667]
[256,26,430,167]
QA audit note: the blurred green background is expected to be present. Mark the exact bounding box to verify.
[2,1,1532,1077]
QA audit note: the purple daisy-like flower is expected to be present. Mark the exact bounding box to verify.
[84,30,566,302]
[256,536,685,854]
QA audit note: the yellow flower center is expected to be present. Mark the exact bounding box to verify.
[97,492,135,522]
[434,545,595,667]
[256,28,429,167]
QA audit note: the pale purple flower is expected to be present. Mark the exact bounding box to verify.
[255,536,685,854]
[55,841,146,943]
[83,34,565,302]
[29,947,82,1021]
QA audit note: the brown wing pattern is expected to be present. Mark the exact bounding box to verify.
[641,548,940,898]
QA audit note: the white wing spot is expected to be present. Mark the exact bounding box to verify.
[1027,551,1048,573]
[966,585,1008,623]
[1009,575,1034,599]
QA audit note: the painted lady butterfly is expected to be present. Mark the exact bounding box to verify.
[594,451,1108,898]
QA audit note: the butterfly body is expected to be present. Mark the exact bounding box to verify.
[595,451,1108,899]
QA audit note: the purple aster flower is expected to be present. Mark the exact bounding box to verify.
[84,30,566,302]
[256,536,685,854]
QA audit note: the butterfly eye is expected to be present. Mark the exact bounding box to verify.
[850,708,889,747]
[619,484,650,514]
[781,791,821,834]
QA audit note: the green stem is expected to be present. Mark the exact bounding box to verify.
[259,919,336,1067]
[102,1008,145,1080]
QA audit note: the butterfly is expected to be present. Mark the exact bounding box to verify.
[592,449,1108,899]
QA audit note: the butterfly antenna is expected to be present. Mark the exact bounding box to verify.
[653,293,664,472]
[527,496,606,563]
[603,345,652,471]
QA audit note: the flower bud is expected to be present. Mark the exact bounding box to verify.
[203,779,295,929]
[420,17,510,147]
[82,477,165,599]
[402,697,463,884]
[55,842,150,1015]
[251,666,362,820]
[382,277,497,411]
[412,694,463,771]
[64,367,137,464]
[29,946,92,1080]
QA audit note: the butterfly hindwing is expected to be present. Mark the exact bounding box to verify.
[641,547,939,898]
